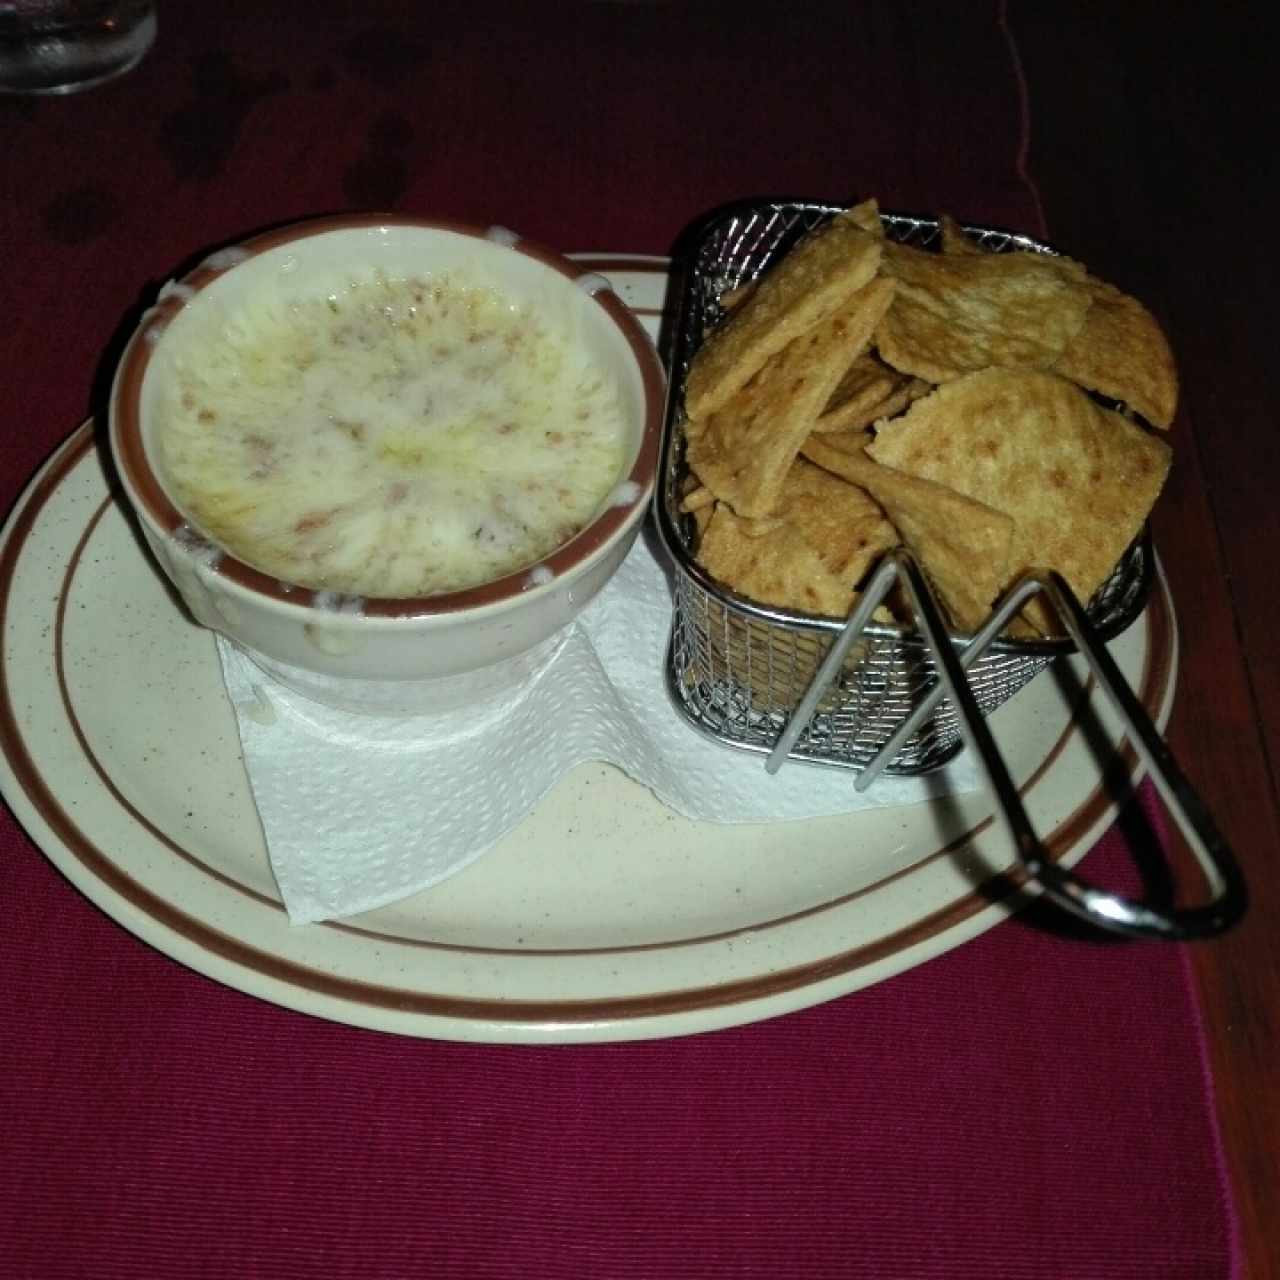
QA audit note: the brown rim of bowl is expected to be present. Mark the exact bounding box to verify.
[109,213,666,620]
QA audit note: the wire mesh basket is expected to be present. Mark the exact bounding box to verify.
[656,198,1154,776]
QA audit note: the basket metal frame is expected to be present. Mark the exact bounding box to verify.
[654,197,1246,940]
[765,546,1245,940]
[658,198,1150,776]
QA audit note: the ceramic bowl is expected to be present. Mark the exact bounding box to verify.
[109,215,665,714]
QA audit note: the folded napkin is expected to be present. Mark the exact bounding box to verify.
[218,531,977,923]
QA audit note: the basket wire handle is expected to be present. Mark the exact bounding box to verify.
[767,550,1246,942]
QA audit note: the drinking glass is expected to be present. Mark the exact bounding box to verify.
[0,0,155,95]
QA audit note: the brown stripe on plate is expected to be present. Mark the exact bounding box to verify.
[51,423,1165,955]
[1,418,1172,1025]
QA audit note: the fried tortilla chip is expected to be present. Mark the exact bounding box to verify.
[695,459,898,616]
[874,239,1093,384]
[718,281,757,313]
[680,484,716,513]
[813,353,930,434]
[802,433,1013,632]
[687,502,715,541]
[934,220,1177,428]
[867,368,1171,633]
[686,276,896,516]
[684,212,883,420]
[678,477,717,541]
[1054,276,1179,428]
[845,197,884,236]
[816,353,898,429]
[938,213,982,256]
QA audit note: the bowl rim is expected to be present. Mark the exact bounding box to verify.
[109,212,665,619]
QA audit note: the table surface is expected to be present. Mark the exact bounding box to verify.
[2,3,1276,1276]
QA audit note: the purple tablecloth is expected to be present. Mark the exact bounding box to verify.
[0,3,1237,1275]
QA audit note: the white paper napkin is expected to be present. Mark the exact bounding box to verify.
[218,531,977,923]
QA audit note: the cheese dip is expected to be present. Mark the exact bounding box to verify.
[155,272,628,597]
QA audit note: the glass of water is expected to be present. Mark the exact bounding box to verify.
[0,0,156,95]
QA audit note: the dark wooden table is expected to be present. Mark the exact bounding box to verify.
[1013,7,1280,1275]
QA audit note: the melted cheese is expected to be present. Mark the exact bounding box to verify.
[156,273,628,597]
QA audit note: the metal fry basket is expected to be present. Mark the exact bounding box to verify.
[655,198,1245,941]
[658,199,1149,775]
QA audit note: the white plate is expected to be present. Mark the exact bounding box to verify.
[0,256,1176,1044]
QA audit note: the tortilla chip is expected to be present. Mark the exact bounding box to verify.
[801,423,876,459]
[938,213,983,256]
[819,363,931,437]
[718,281,756,313]
[934,221,1177,428]
[845,197,884,237]
[695,460,898,617]
[687,501,715,541]
[1054,276,1179,428]
[699,508,836,616]
[874,239,1093,384]
[802,433,1013,632]
[680,484,716,513]
[684,213,883,420]
[686,276,896,516]
[815,353,897,428]
[813,353,929,434]
[867,368,1171,633]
